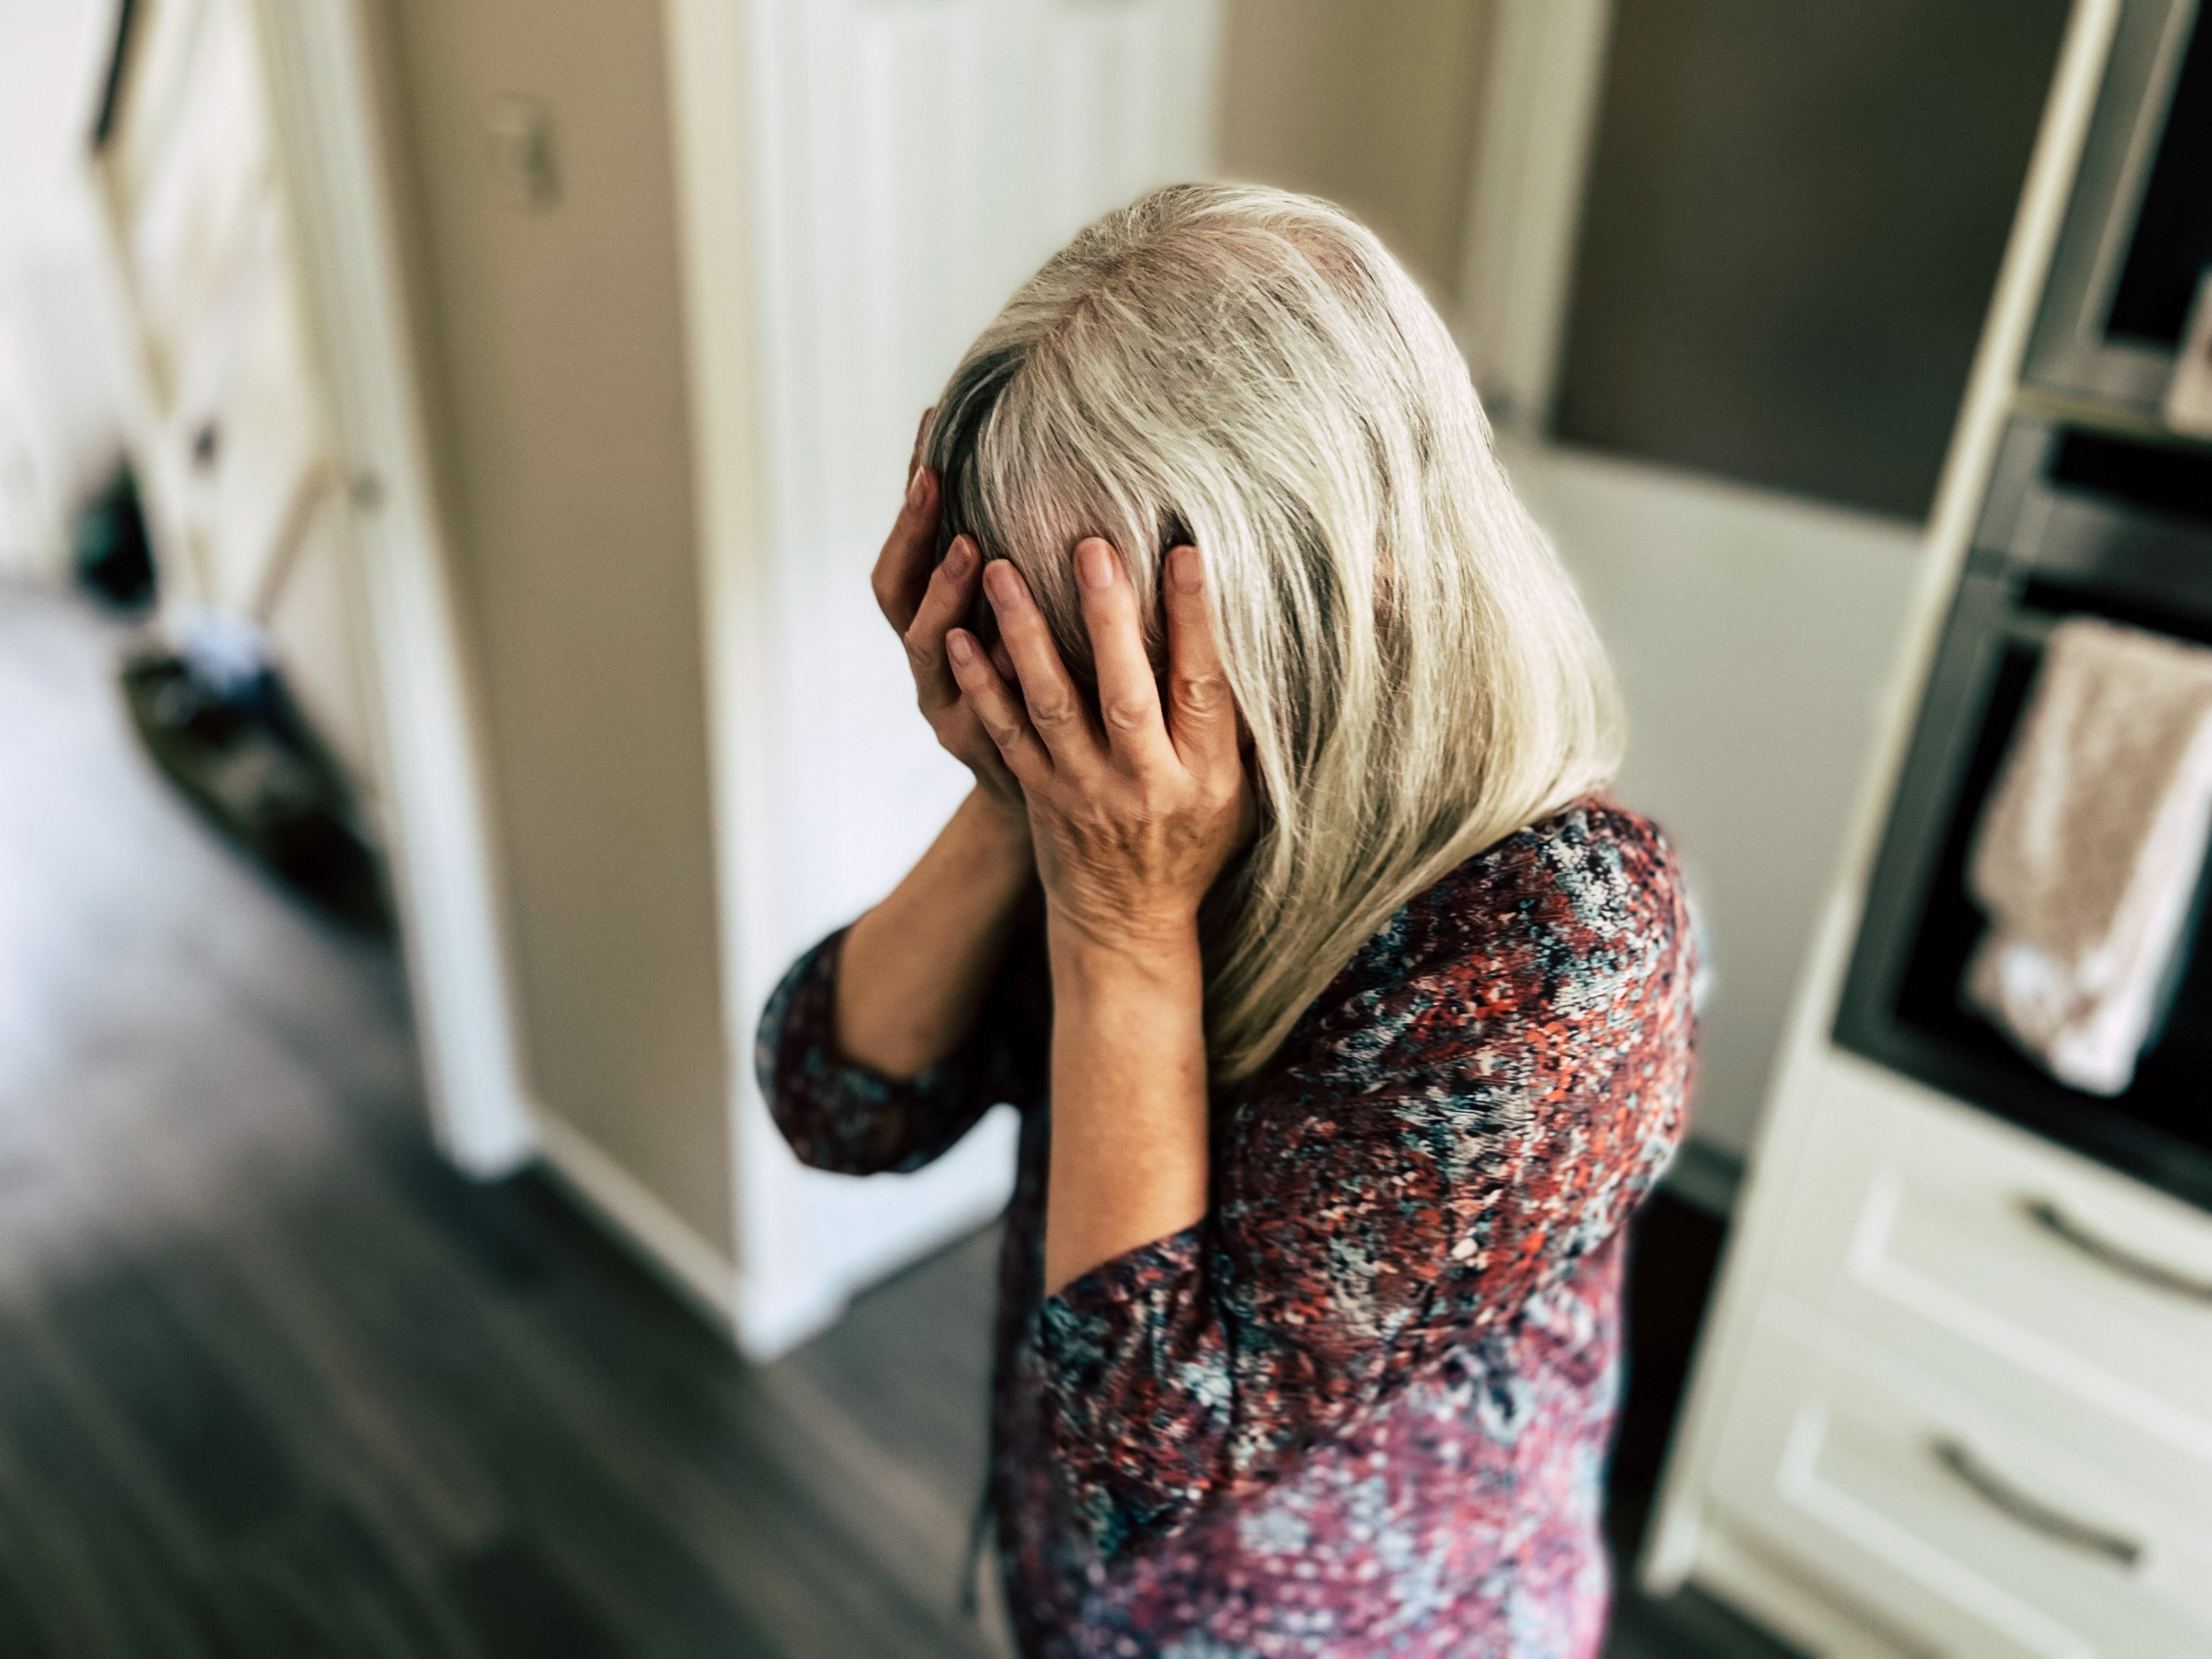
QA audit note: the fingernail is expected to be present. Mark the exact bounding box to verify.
[907,468,931,511]
[943,536,974,578]
[1077,539,1116,590]
[1170,545,1202,592]
[947,629,975,665]
[985,560,1023,608]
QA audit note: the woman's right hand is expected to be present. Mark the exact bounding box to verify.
[870,414,1029,825]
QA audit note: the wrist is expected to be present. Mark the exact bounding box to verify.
[1047,909,1202,990]
[957,783,1032,857]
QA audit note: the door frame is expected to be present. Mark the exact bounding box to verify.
[244,0,537,1176]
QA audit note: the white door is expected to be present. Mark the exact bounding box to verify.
[672,0,1223,1353]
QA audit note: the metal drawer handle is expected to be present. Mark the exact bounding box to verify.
[1931,1437,2145,1570]
[2022,1197,2212,1304]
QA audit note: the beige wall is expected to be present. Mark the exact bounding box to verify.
[1217,0,1493,307]
[378,0,731,1245]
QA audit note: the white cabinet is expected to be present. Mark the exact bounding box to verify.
[1644,2,2212,1652]
[1675,1062,2212,1659]
[1771,1061,2212,1483]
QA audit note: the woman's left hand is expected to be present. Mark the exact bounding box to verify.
[946,539,1249,956]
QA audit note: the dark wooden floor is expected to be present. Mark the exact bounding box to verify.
[0,581,1791,1657]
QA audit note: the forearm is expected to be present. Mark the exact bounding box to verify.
[836,788,1035,1079]
[1043,919,1211,1296]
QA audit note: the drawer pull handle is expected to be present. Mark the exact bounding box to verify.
[2022,1197,2212,1304]
[1931,1437,2144,1570]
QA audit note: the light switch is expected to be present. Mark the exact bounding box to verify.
[484,95,559,212]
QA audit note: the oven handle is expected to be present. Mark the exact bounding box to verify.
[1930,1438,2145,1571]
[2021,1196,2212,1304]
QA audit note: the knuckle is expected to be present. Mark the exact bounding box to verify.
[1103,696,1152,733]
[1172,672,1225,716]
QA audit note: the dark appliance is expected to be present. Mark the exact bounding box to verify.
[1835,419,2212,1210]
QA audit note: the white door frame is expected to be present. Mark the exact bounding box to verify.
[247,0,536,1177]
[1454,0,1615,438]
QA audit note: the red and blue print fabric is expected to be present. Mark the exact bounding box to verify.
[758,797,1697,1658]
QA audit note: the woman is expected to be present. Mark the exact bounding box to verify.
[757,184,1696,1658]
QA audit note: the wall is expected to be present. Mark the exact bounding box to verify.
[1217,2,2011,1157]
[378,0,732,1250]
[1555,0,2069,520]
[1507,441,1923,1153]
[1216,0,1493,306]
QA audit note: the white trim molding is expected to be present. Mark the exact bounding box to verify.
[1455,0,1614,437]
[536,1110,742,1336]
[661,0,785,1337]
[250,0,537,1177]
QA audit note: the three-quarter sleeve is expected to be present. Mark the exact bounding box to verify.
[1031,807,1696,1558]
[755,924,1043,1176]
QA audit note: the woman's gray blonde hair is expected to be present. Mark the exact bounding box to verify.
[927,183,1622,1081]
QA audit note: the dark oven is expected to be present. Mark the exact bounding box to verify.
[1834,419,2212,1210]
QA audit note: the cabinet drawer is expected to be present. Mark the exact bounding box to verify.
[1766,1057,2212,1473]
[1708,1314,2212,1659]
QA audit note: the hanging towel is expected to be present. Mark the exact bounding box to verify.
[1965,616,2212,1096]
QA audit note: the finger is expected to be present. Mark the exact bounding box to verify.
[1163,545,1238,771]
[947,628,1051,787]
[1074,538,1173,769]
[870,462,940,632]
[984,559,1103,773]
[902,535,981,712]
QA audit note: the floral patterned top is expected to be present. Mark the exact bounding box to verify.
[757,797,1696,1658]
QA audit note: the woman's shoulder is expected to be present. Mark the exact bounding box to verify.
[1298,794,1692,1058]
[1416,792,1685,956]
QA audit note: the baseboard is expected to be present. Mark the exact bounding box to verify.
[1662,1136,1746,1220]
[534,1109,741,1338]
[435,1094,537,1181]
[729,1104,1020,1361]
[730,1268,851,1362]
[730,1165,1014,1361]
